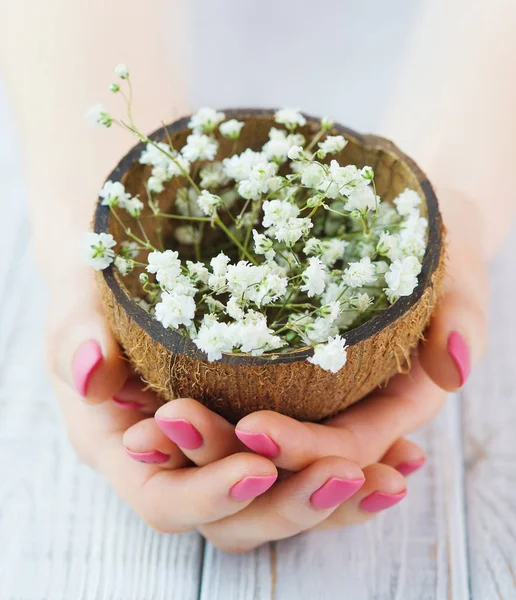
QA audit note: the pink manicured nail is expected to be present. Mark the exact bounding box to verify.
[448,331,471,387]
[155,417,203,450]
[396,457,426,477]
[310,477,365,509]
[72,340,102,397]
[125,449,169,464]
[113,398,143,410]
[360,490,407,513]
[235,430,280,457]
[230,475,278,500]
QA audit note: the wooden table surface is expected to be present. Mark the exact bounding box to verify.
[0,100,515,600]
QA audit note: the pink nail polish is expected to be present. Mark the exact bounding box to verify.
[360,490,407,513]
[310,477,365,509]
[72,340,102,397]
[155,417,203,450]
[396,457,426,477]
[113,398,143,410]
[448,331,471,387]
[125,449,169,464]
[235,430,280,457]
[230,475,277,500]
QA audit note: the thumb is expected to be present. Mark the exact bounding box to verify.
[46,268,129,403]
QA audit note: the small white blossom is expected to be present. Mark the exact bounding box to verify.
[344,185,378,213]
[288,145,304,160]
[300,257,327,297]
[114,63,129,79]
[350,292,373,312]
[181,133,218,162]
[200,162,230,189]
[85,104,112,128]
[194,319,234,361]
[175,225,202,246]
[186,261,209,283]
[253,230,275,261]
[377,231,402,261]
[321,116,334,129]
[402,211,428,239]
[197,190,222,217]
[308,335,348,373]
[223,149,268,182]
[385,256,422,300]
[208,252,231,291]
[155,292,196,329]
[302,317,338,344]
[147,249,182,288]
[188,107,225,133]
[263,128,305,164]
[176,187,203,217]
[342,257,377,288]
[147,176,165,194]
[300,162,327,189]
[99,181,131,208]
[114,256,134,276]
[219,119,245,139]
[274,108,306,130]
[262,199,300,228]
[318,135,347,157]
[233,312,286,355]
[140,142,172,169]
[109,82,120,93]
[226,296,245,320]
[119,241,140,259]
[360,166,374,181]
[399,228,426,259]
[205,296,226,313]
[274,217,313,246]
[123,197,144,217]
[82,232,116,270]
[394,188,422,216]
[238,162,277,200]
[306,238,348,267]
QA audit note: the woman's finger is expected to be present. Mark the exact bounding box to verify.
[153,398,245,467]
[46,269,128,403]
[112,376,163,414]
[379,437,426,476]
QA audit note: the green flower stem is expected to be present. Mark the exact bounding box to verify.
[154,212,212,222]
[215,217,258,265]
[110,208,157,251]
[304,126,326,153]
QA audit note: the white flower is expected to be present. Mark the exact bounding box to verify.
[85,104,112,128]
[219,119,245,140]
[205,296,226,313]
[302,317,338,344]
[194,319,234,361]
[119,241,140,259]
[253,230,275,261]
[385,256,422,300]
[274,108,306,130]
[82,232,116,270]
[114,63,129,79]
[308,335,348,373]
[123,197,144,217]
[350,292,373,312]
[300,162,327,189]
[197,190,222,217]
[402,211,428,239]
[188,107,225,133]
[300,257,327,297]
[394,188,422,216]
[114,256,134,275]
[109,82,120,93]
[233,312,285,355]
[288,145,304,161]
[140,142,172,169]
[399,229,426,259]
[181,133,218,162]
[186,261,209,283]
[303,238,323,256]
[318,135,347,156]
[208,252,231,291]
[147,176,164,193]
[262,199,300,228]
[377,231,402,261]
[263,128,305,164]
[342,257,377,287]
[319,238,347,267]
[155,292,196,329]
[321,116,334,129]
[175,225,202,245]
[176,186,203,217]
[238,162,277,200]
[223,149,268,181]
[147,249,181,275]
[99,181,131,208]
[226,296,245,321]
[324,162,361,199]
[319,301,341,323]
[274,217,313,246]
[344,185,378,213]
[200,162,230,189]
[164,154,191,179]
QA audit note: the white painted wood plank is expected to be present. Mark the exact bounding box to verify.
[0,93,204,600]
[463,225,516,600]
[200,398,468,600]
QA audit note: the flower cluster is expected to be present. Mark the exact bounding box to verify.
[83,66,428,373]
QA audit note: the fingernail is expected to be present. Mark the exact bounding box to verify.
[113,398,143,410]
[310,477,365,509]
[235,430,280,457]
[396,457,426,477]
[72,340,102,396]
[155,417,203,450]
[360,490,407,513]
[448,331,471,387]
[125,449,169,464]
[230,475,278,500]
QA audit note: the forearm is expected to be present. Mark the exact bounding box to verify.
[0,0,188,283]
[381,0,516,261]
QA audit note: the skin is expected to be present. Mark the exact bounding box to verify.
[1,0,515,553]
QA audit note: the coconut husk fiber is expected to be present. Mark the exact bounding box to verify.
[94,109,446,423]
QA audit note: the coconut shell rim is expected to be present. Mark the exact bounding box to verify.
[94,108,443,366]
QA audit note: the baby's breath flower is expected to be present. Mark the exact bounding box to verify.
[223,149,268,182]
[123,197,144,218]
[274,217,313,246]
[155,292,196,329]
[109,82,120,93]
[350,292,373,312]
[200,162,230,189]
[263,128,305,164]
[119,241,140,259]
[219,119,245,140]
[317,135,347,157]
[181,133,218,162]
[377,231,402,261]
[175,225,202,246]
[226,296,245,320]
[308,335,348,373]
[114,256,134,276]
[344,185,378,213]
[360,166,374,181]
[85,104,113,128]
[188,107,225,133]
[147,249,181,279]
[197,190,222,217]
[274,108,307,130]
[82,232,116,270]
[99,181,131,208]
[300,257,327,297]
[385,256,422,300]
[147,176,165,194]
[342,257,377,288]
[262,199,300,228]
[193,318,234,361]
[176,186,203,217]
[233,312,286,356]
[288,145,304,161]
[186,260,210,284]
[300,162,326,189]
[253,230,275,261]
[320,116,334,130]
[114,63,129,79]
[394,188,422,216]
